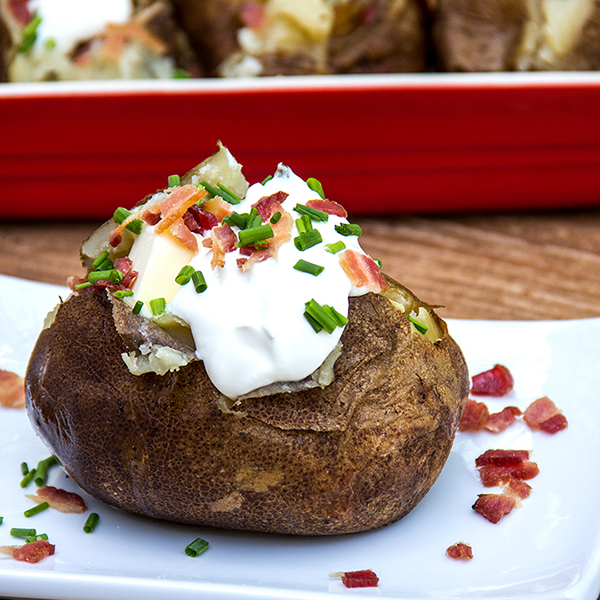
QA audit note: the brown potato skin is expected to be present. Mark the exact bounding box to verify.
[25,281,468,535]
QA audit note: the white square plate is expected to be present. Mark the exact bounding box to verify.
[1,273,599,600]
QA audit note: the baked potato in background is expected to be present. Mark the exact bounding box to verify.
[170,0,428,76]
[429,0,600,70]
[26,278,468,535]
[24,144,468,535]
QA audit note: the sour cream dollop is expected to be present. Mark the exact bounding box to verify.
[127,165,374,399]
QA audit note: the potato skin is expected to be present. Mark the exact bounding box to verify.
[25,281,468,535]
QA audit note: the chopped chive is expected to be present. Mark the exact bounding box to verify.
[374,258,383,268]
[34,456,56,487]
[185,537,209,557]
[270,211,282,224]
[218,183,243,205]
[294,260,324,276]
[20,468,36,488]
[262,175,273,185]
[88,269,123,284]
[168,174,181,187]
[11,528,36,538]
[325,241,346,254]
[24,502,49,518]
[126,219,144,235]
[21,462,29,476]
[408,315,428,334]
[223,211,249,230]
[97,257,114,271]
[296,214,313,235]
[45,38,56,50]
[335,223,362,237]
[75,282,93,291]
[83,513,100,533]
[307,177,325,199]
[191,270,207,293]
[150,298,166,316]
[251,214,263,229]
[114,290,134,298]
[254,240,270,251]
[25,533,48,543]
[91,251,110,270]
[0,516,3,525]
[247,207,258,225]
[322,305,348,327]
[237,224,274,247]
[112,207,144,234]
[294,203,328,222]
[304,299,338,334]
[132,300,143,314]
[175,265,195,285]
[294,229,322,251]
[304,312,323,333]
[18,12,41,53]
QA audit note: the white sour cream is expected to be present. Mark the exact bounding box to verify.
[128,166,371,399]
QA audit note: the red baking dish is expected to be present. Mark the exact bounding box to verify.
[1,72,600,218]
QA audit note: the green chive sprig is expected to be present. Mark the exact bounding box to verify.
[168,174,181,187]
[132,300,143,314]
[34,456,58,487]
[24,502,49,518]
[114,290,133,298]
[185,537,209,557]
[20,468,36,488]
[294,260,324,276]
[191,270,207,293]
[150,298,166,316]
[201,181,242,205]
[88,269,123,285]
[270,211,282,224]
[294,203,328,222]
[175,265,195,286]
[91,251,110,271]
[237,224,274,248]
[307,177,325,199]
[295,215,312,235]
[325,241,346,254]
[21,462,29,476]
[304,299,347,334]
[335,223,362,237]
[223,211,249,230]
[75,282,93,291]
[19,12,41,53]
[262,175,273,185]
[83,513,100,533]
[11,528,36,539]
[408,315,428,334]
[25,533,48,543]
[113,207,144,234]
[294,229,322,251]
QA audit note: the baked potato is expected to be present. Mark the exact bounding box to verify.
[429,0,600,70]
[25,145,468,535]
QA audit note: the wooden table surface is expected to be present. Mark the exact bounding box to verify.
[2,208,600,322]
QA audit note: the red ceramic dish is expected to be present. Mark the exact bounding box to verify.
[1,73,600,219]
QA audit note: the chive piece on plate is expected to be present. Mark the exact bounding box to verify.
[307,177,325,199]
[294,229,323,251]
[113,207,131,224]
[11,528,36,539]
[175,265,195,286]
[150,298,166,316]
[83,513,100,533]
[20,468,36,488]
[293,260,324,276]
[24,502,49,518]
[191,271,208,294]
[21,462,29,476]
[25,533,48,543]
[132,301,143,315]
[262,175,273,185]
[325,241,346,254]
[185,537,209,557]
[270,211,282,224]
[335,223,362,237]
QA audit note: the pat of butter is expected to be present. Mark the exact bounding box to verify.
[129,226,194,311]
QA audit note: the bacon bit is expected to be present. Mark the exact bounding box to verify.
[0,540,55,563]
[504,477,532,500]
[472,493,517,524]
[485,406,522,433]
[475,449,530,467]
[0,369,25,408]
[153,186,204,235]
[253,191,289,220]
[26,486,87,514]
[169,218,198,253]
[183,204,219,235]
[141,210,161,226]
[306,199,348,218]
[523,396,568,433]
[446,542,473,560]
[330,570,379,588]
[478,461,539,487]
[339,249,389,294]
[238,204,294,272]
[241,0,267,28]
[471,364,514,397]
[210,224,237,268]
[458,399,490,432]
[203,196,232,222]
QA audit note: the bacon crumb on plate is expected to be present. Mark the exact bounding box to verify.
[330,569,380,588]
[0,369,26,408]
[26,485,87,514]
[471,364,514,397]
[472,493,517,524]
[475,449,530,467]
[0,540,55,563]
[523,396,568,433]
[485,406,522,433]
[458,399,489,432]
[446,542,473,560]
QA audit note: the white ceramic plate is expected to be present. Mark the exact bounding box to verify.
[1,273,599,600]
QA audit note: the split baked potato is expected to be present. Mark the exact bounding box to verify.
[25,146,468,536]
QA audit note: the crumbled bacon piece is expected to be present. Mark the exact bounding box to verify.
[0,369,25,408]
[141,210,161,226]
[485,406,522,433]
[458,399,490,432]
[471,364,514,397]
[0,540,55,563]
[252,191,289,220]
[183,204,219,235]
[504,477,532,500]
[26,486,87,514]
[203,196,232,222]
[478,461,539,487]
[339,249,389,294]
[523,396,568,433]
[306,198,348,218]
[475,449,530,467]
[472,493,517,524]
[210,223,237,268]
[332,570,379,588]
[446,542,473,560]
